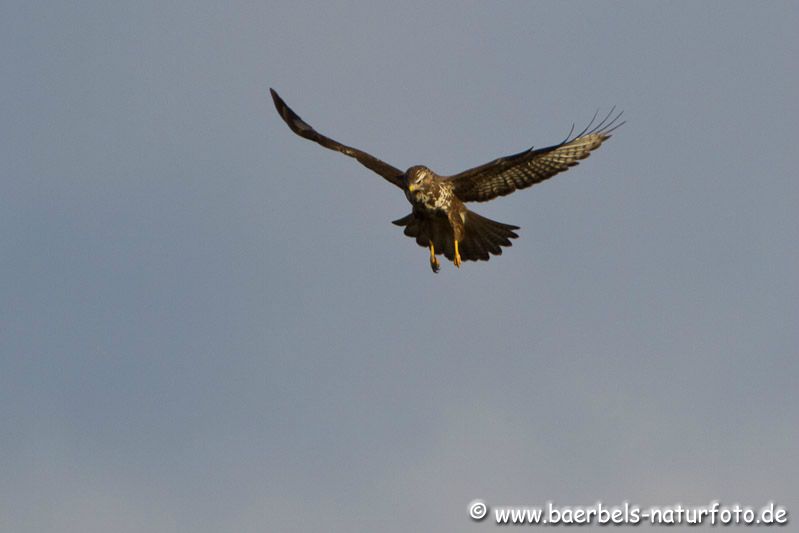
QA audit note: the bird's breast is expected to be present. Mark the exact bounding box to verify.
[433,184,453,209]
[406,189,435,210]
[406,183,453,213]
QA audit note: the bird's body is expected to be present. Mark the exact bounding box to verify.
[270,88,622,272]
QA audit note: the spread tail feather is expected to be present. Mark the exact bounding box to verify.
[392,209,519,262]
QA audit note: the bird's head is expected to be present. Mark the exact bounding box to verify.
[406,165,433,193]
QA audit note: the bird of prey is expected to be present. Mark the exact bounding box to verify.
[270,88,622,273]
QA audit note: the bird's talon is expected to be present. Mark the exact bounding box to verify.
[428,241,440,273]
[430,256,441,273]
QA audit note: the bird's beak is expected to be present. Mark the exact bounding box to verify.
[408,184,416,192]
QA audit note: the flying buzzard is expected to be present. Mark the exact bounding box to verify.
[270,88,622,273]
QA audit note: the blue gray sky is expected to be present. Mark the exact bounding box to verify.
[2,2,797,531]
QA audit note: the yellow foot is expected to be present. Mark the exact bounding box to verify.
[429,242,440,273]
[454,240,462,268]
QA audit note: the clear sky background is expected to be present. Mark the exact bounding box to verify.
[2,2,797,532]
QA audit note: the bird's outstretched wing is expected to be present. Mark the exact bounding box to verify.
[270,89,405,189]
[448,109,624,202]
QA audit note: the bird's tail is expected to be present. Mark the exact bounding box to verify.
[392,210,519,262]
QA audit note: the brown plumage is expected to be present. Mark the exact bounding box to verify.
[270,88,623,273]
